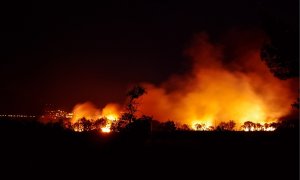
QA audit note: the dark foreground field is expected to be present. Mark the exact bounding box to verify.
[0,119,298,179]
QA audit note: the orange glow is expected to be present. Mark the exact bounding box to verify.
[73,127,83,132]
[138,32,298,130]
[191,120,213,131]
[101,103,120,121]
[241,122,277,131]
[101,124,111,133]
[242,126,275,132]
[70,102,121,133]
[264,127,276,131]
[69,32,297,132]
[71,102,101,124]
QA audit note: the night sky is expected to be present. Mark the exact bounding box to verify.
[0,0,297,114]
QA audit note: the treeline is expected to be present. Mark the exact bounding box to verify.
[59,116,299,133]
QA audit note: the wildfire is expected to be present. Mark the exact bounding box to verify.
[243,126,275,132]
[73,127,83,132]
[138,32,297,130]
[101,103,120,121]
[105,115,118,121]
[68,31,297,133]
[101,124,112,133]
[71,102,101,124]
[241,122,277,132]
[192,121,214,131]
[70,102,121,133]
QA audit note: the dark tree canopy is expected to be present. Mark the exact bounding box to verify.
[122,85,146,123]
[127,85,146,100]
[260,14,299,79]
[217,121,236,131]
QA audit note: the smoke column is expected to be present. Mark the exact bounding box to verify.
[138,30,297,128]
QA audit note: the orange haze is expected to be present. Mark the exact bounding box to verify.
[71,31,297,130]
[137,31,297,129]
[71,102,121,123]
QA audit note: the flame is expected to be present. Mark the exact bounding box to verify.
[138,31,298,130]
[71,102,101,123]
[192,121,214,131]
[73,127,83,132]
[101,103,120,121]
[69,31,297,132]
[264,127,276,131]
[101,124,112,133]
[70,102,121,133]
[71,102,120,122]
[241,122,277,131]
[242,126,275,132]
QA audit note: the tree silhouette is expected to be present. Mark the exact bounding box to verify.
[270,122,279,129]
[111,120,128,132]
[122,85,146,123]
[217,120,236,131]
[241,121,256,131]
[94,118,107,130]
[139,115,153,133]
[195,123,203,131]
[79,118,93,131]
[194,123,204,131]
[260,16,299,111]
[160,121,176,132]
[123,115,151,136]
[180,124,191,131]
[72,118,93,132]
[260,16,298,80]
[255,123,263,131]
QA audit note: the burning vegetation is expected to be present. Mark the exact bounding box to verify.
[69,102,120,133]
[137,31,297,131]
[42,31,297,134]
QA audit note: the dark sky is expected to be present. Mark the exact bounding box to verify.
[0,0,297,114]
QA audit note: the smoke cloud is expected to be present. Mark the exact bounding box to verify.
[137,30,297,128]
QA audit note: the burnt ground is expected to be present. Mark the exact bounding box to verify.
[0,118,298,179]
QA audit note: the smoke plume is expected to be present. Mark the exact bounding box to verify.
[137,30,297,128]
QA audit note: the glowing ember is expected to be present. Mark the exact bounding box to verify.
[264,127,276,131]
[73,127,83,132]
[101,125,111,133]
